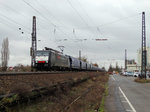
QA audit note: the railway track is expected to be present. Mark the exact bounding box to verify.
[0,71,79,76]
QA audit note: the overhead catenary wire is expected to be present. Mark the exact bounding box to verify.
[0,11,30,33]
[66,0,95,33]
[0,2,31,35]
[22,0,56,25]
[76,0,102,37]
[0,2,49,39]
[35,0,75,45]
[65,0,93,53]
[0,2,31,21]
[98,13,142,28]
[0,1,142,43]
[24,0,142,36]
[66,0,89,26]
[22,0,74,41]
[0,18,21,32]
[65,0,111,44]
[5,0,142,43]
[35,0,69,28]
[30,0,88,53]
[0,14,45,42]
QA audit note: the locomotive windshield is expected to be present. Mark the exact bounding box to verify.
[36,51,49,56]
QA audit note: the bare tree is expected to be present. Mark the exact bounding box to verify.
[1,38,9,71]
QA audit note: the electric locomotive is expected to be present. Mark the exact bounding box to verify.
[34,48,102,71]
[35,50,69,70]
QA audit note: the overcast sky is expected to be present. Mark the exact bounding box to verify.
[0,0,150,69]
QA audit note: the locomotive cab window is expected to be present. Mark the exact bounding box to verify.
[36,51,49,56]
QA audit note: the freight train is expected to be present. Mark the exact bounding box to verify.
[34,48,102,71]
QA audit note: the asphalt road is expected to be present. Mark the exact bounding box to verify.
[105,74,150,112]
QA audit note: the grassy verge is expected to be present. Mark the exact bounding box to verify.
[98,83,108,112]
[134,78,150,83]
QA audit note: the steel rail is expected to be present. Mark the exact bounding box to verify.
[0,71,78,76]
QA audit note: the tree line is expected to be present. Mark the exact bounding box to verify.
[108,63,121,72]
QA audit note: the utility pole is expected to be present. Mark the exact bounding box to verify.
[125,49,127,71]
[141,12,147,79]
[31,16,37,70]
[79,50,81,60]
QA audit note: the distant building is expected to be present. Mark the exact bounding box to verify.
[126,59,139,72]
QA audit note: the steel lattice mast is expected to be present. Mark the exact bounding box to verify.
[141,12,147,79]
[31,16,37,69]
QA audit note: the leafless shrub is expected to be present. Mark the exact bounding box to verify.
[13,64,31,72]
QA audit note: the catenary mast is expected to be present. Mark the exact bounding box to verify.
[141,12,147,79]
[31,16,37,70]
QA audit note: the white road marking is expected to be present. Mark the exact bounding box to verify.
[119,87,136,112]
[112,76,116,81]
[126,110,133,112]
[122,101,128,103]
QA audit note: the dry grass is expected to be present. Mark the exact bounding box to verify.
[0,72,94,95]
[10,73,109,112]
[134,78,150,83]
